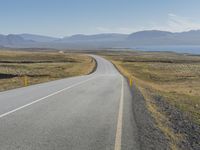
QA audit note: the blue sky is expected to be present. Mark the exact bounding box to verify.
[1,0,200,37]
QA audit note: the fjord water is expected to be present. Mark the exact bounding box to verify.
[134,45,200,55]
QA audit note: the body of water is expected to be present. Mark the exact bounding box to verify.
[133,45,200,55]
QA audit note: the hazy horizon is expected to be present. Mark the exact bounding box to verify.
[2,29,200,38]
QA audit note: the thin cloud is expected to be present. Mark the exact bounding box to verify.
[96,27,135,34]
[167,13,200,32]
[152,14,200,32]
[96,14,200,34]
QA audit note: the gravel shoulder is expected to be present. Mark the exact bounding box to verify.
[129,83,170,150]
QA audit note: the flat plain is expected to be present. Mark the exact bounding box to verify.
[0,50,95,92]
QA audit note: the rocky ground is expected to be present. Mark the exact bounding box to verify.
[154,95,200,150]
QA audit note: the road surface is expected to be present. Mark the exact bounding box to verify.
[0,55,139,150]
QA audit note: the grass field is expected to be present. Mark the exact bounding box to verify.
[0,50,96,92]
[100,51,200,150]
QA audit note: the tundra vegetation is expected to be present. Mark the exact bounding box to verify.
[0,50,96,92]
[100,50,200,150]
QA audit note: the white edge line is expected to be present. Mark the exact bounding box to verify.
[0,76,97,119]
[114,76,124,150]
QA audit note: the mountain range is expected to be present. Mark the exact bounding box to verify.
[1,30,200,49]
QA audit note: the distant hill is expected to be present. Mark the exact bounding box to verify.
[58,33,127,42]
[127,30,200,45]
[0,34,34,47]
[1,30,200,49]
[19,34,59,42]
[128,30,172,39]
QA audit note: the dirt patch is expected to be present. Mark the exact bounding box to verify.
[0,73,18,79]
[154,95,200,150]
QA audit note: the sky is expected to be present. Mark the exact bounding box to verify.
[1,0,200,37]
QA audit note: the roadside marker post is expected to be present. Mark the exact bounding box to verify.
[24,76,28,86]
[129,77,133,87]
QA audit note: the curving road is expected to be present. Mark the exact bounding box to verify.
[0,55,139,150]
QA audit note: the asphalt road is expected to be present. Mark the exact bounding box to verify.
[0,55,139,150]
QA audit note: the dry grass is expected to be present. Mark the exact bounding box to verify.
[100,51,200,150]
[102,51,200,124]
[0,50,96,92]
[117,62,200,124]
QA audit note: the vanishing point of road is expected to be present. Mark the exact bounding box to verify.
[0,55,139,150]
